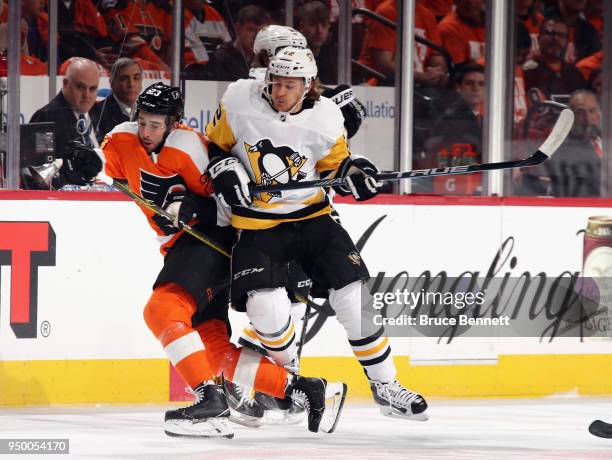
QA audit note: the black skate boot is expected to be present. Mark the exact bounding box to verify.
[164,381,234,438]
[369,379,429,421]
[223,379,265,428]
[285,375,347,433]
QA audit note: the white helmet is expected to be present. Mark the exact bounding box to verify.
[265,46,318,88]
[253,25,308,60]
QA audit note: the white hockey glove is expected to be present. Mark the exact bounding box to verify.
[336,156,382,202]
[207,156,252,208]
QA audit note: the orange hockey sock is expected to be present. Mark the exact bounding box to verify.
[143,283,214,388]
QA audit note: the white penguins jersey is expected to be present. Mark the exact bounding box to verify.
[205,78,350,230]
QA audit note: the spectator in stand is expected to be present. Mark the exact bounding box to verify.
[414,1,449,89]
[297,1,337,84]
[21,0,47,62]
[518,0,545,57]
[423,0,453,22]
[523,17,586,100]
[30,58,101,159]
[548,0,601,63]
[183,0,231,69]
[426,63,485,164]
[101,0,171,73]
[95,57,143,141]
[56,0,116,71]
[206,5,270,81]
[576,49,602,82]
[0,16,46,75]
[358,0,447,86]
[438,0,486,65]
[543,89,601,196]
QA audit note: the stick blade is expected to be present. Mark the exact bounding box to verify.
[589,420,612,438]
[538,108,574,157]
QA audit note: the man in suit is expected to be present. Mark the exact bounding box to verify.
[95,57,143,141]
[30,57,101,157]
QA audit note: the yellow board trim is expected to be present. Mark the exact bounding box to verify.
[3,354,612,405]
[300,354,612,400]
[0,359,168,406]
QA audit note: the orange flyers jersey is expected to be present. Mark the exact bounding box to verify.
[100,122,222,253]
[184,5,231,65]
[103,1,170,52]
[438,11,486,65]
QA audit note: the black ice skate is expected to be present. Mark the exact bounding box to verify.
[285,375,347,433]
[223,379,265,428]
[164,381,233,438]
[369,379,429,421]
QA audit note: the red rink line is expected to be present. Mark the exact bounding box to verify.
[1,190,612,208]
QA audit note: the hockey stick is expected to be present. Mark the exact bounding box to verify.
[296,302,312,359]
[589,420,612,438]
[98,173,231,258]
[250,108,574,194]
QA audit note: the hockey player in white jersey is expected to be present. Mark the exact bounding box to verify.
[205,46,428,423]
[224,25,369,425]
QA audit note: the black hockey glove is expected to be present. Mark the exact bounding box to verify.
[207,156,252,208]
[60,140,103,186]
[335,155,382,202]
[322,84,366,139]
[177,194,218,226]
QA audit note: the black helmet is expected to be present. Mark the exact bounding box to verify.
[136,82,184,121]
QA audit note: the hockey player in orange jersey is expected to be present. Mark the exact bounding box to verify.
[61,82,347,438]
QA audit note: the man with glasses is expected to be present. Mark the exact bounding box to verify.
[523,17,586,100]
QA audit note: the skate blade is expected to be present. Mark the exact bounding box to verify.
[319,382,348,434]
[228,409,263,428]
[589,420,612,438]
[164,417,234,439]
[261,409,305,425]
[379,405,429,421]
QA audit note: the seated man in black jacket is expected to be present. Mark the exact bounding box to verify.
[30,57,101,156]
[95,57,143,141]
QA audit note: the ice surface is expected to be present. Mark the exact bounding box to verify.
[1,398,612,459]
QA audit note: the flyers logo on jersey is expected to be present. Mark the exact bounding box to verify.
[140,169,187,208]
[245,139,307,202]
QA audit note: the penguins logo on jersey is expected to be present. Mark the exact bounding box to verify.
[245,139,307,202]
[139,169,187,208]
